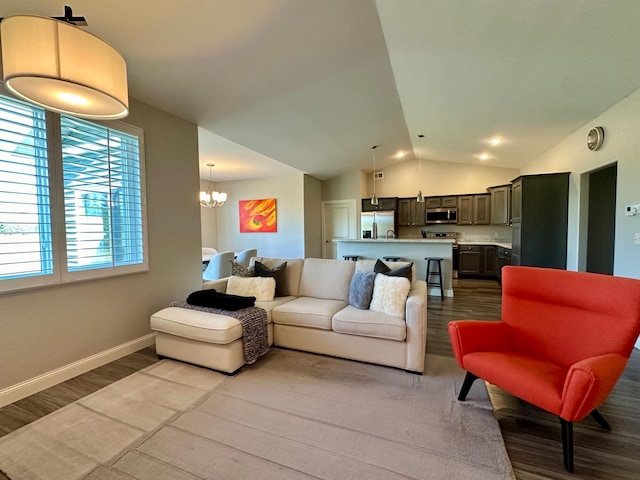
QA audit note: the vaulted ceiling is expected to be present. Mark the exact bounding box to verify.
[5,1,640,181]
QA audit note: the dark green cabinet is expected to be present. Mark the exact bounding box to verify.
[398,198,426,226]
[511,173,569,269]
[362,197,398,212]
[425,196,457,209]
[489,185,511,225]
[459,245,497,277]
[458,195,490,225]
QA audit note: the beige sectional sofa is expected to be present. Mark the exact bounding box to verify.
[150,257,427,374]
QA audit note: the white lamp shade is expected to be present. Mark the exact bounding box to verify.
[1,15,129,119]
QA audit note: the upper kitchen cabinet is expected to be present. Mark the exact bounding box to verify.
[458,194,491,225]
[425,196,457,209]
[398,198,426,226]
[489,184,511,225]
[362,197,398,212]
[511,173,569,269]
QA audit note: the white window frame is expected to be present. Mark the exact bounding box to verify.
[0,88,148,294]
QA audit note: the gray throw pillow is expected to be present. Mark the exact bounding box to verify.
[348,270,376,309]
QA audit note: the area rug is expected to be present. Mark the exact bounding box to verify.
[0,349,514,479]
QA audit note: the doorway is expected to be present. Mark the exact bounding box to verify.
[585,163,617,274]
[321,200,357,259]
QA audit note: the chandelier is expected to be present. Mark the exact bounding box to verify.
[200,163,227,208]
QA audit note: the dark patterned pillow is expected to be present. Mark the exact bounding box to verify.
[374,259,413,282]
[348,270,376,309]
[230,260,254,277]
[254,261,287,297]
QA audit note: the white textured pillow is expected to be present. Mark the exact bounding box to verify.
[226,276,276,302]
[369,274,411,319]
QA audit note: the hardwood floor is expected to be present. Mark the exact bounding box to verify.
[1,278,638,479]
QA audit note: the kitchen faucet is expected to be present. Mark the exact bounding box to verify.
[386,229,395,239]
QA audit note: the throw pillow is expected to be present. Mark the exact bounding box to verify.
[348,270,376,310]
[373,258,413,282]
[230,260,254,277]
[186,289,256,311]
[369,274,411,319]
[254,261,287,297]
[226,276,276,302]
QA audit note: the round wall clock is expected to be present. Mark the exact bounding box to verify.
[587,126,605,151]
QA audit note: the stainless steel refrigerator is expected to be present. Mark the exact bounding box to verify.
[361,211,396,239]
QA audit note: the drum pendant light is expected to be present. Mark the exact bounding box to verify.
[0,8,129,119]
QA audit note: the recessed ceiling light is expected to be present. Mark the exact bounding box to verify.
[479,153,490,160]
[396,151,405,158]
[489,137,503,146]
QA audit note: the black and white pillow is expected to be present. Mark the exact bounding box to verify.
[230,260,254,277]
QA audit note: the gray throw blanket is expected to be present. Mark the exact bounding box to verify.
[169,302,269,364]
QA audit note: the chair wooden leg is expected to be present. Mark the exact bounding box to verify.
[590,409,611,430]
[560,418,574,472]
[458,372,478,401]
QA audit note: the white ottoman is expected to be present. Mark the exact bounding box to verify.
[150,306,249,374]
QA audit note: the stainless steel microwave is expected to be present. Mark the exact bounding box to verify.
[426,207,457,224]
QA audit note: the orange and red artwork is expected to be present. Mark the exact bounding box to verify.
[239,198,277,233]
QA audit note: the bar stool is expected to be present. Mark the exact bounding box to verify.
[383,256,402,262]
[343,255,359,261]
[425,257,444,300]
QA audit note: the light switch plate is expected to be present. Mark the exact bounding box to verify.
[635,233,640,245]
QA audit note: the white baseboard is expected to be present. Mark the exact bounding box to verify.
[0,333,156,408]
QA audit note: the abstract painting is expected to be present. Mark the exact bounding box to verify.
[239,198,277,233]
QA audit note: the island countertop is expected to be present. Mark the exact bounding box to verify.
[336,238,455,297]
[338,238,455,243]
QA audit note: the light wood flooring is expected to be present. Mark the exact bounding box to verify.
[0,278,638,479]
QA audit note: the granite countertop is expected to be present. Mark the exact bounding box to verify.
[339,238,455,243]
[457,240,512,249]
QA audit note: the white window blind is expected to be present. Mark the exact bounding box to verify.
[60,116,144,273]
[0,96,53,281]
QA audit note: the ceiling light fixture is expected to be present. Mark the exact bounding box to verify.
[489,137,503,146]
[370,145,379,206]
[479,153,490,160]
[200,163,227,208]
[0,6,129,119]
[416,134,425,203]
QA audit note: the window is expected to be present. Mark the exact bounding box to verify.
[0,92,147,293]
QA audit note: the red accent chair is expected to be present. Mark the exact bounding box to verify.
[448,266,640,472]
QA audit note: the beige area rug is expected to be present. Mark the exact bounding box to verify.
[0,349,514,479]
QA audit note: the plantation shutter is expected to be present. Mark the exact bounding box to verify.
[60,116,144,272]
[0,95,52,280]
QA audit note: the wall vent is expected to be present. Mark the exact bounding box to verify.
[373,172,384,180]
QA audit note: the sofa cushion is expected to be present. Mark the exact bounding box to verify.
[254,261,287,297]
[150,307,243,345]
[250,257,304,297]
[272,296,348,330]
[348,270,376,309]
[255,296,296,322]
[332,305,407,341]
[230,260,254,277]
[373,259,413,282]
[298,258,355,302]
[226,276,276,302]
[369,274,411,319]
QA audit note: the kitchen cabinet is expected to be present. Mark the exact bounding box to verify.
[426,196,457,208]
[362,197,398,212]
[489,185,511,225]
[496,246,512,283]
[458,245,482,275]
[457,194,491,225]
[459,244,497,277]
[398,198,426,226]
[511,173,569,269]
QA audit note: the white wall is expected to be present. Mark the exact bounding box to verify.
[214,174,306,259]
[521,87,640,348]
[0,98,203,390]
[368,158,520,198]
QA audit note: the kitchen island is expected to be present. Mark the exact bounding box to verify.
[337,238,455,297]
